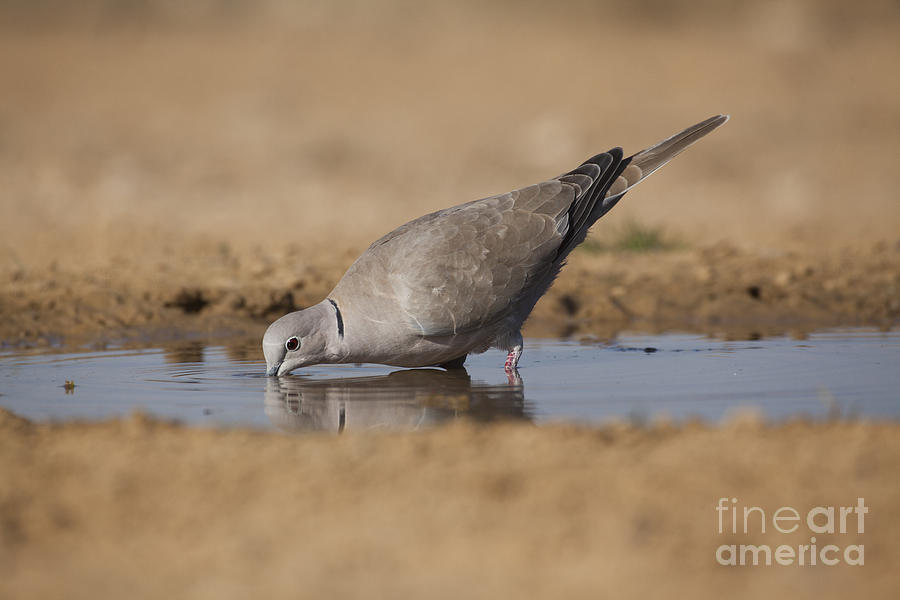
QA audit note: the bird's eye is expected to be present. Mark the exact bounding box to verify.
[285,337,300,352]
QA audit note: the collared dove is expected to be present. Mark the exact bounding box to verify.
[264,115,728,376]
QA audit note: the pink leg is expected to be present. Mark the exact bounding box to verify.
[504,345,523,385]
[504,347,521,371]
[504,332,523,372]
[502,331,524,381]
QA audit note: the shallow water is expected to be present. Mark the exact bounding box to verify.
[1,330,898,433]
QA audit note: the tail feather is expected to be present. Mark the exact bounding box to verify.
[555,149,630,259]
[552,115,728,262]
[604,114,729,201]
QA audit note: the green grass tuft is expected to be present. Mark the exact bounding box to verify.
[579,220,684,254]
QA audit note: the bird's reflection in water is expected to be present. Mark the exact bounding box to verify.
[264,368,529,433]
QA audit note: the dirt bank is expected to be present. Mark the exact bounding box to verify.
[2,240,898,349]
[1,408,898,599]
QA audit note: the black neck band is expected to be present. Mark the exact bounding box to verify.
[327,299,344,339]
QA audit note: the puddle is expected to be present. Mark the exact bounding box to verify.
[1,330,898,433]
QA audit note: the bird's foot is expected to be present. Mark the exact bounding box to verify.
[503,344,522,372]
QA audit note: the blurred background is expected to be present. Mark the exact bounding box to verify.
[1,8,899,598]
[2,0,898,272]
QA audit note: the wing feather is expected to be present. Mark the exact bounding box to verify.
[338,148,631,336]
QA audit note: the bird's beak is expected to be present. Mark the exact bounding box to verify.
[266,362,282,376]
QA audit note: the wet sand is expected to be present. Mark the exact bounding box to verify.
[1,2,899,596]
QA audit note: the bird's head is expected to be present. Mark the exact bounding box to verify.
[263,304,333,376]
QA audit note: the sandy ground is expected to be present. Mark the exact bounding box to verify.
[1,1,899,597]
[2,408,899,599]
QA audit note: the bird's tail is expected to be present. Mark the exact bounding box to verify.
[605,114,729,200]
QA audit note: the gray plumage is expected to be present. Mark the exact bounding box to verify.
[264,115,728,375]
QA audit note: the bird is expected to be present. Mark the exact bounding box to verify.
[264,115,728,376]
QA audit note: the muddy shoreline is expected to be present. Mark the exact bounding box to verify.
[3,242,897,350]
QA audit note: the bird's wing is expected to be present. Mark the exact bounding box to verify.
[340,151,626,336]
